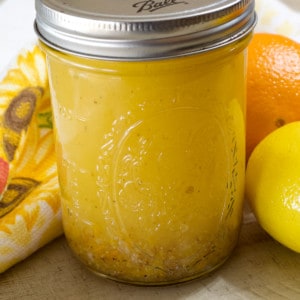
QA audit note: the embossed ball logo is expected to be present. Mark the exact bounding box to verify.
[133,0,188,13]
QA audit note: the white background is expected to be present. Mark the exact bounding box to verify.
[0,0,36,76]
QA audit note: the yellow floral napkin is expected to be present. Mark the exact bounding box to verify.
[0,45,63,273]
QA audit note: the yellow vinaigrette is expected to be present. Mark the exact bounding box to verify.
[43,39,248,284]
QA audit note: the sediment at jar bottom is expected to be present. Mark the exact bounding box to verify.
[62,210,240,285]
[86,253,233,286]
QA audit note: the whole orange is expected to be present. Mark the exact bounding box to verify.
[246,33,300,160]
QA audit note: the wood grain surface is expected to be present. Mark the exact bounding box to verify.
[1,211,300,300]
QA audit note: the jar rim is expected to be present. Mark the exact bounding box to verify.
[34,0,257,61]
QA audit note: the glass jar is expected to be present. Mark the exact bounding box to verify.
[35,0,256,285]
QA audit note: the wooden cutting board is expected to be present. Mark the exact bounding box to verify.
[1,209,300,299]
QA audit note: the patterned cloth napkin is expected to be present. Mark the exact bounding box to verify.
[0,46,63,273]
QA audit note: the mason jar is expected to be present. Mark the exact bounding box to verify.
[34,0,256,285]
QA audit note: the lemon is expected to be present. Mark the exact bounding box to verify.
[246,121,300,253]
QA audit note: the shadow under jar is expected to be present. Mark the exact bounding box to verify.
[34,0,257,285]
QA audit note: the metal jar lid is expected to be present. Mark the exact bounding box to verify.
[34,0,257,61]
